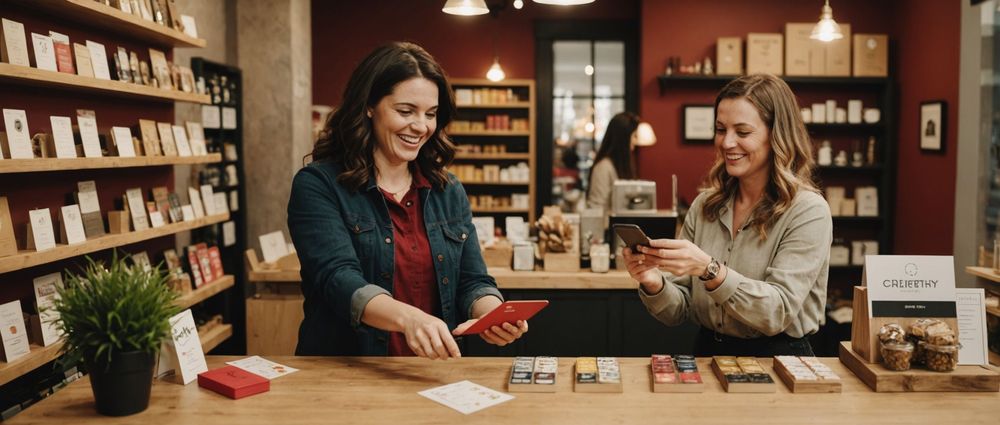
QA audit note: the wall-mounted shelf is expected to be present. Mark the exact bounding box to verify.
[0,63,211,104]
[449,130,532,137]
[454,153,531,160]
[471,208,530,214]
[461,182,530,186]
[455,102,531,109]
[0,154,222,174]
[10,0,207,48]
[817,165,884,173]
[806,123,884,131]
[0,342,64,387]
[175,275,235,310]
[656,74,889,94]
[199,323,232,353]
[0,213,229,274]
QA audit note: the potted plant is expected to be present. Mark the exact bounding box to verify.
[53,253,179,416]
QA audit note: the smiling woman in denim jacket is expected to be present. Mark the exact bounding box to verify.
[288,42,528,359]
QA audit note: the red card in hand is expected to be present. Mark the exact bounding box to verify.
[456,300,548,335]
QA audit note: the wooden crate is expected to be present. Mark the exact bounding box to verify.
[543,252,579,272]
[711,358,777,393]
[839,341,999,392]
[772,359,842,393]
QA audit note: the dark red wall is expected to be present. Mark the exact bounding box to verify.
[311,0,637,107]
[313,0,961,256]
[889,0,960,255]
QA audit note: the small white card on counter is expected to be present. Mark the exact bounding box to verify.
[226,356,298,380]
[85,40,111,80]
[259,230,289,263]
[956,288,989,366]
[0,300,30,362]
[49,116,77,158]
[172,125,192,157]
[27,208,56,251]
[187,187,205,218]
[417,380,514,415]
[111,126,135,157]
[60,204,87,245]
[199,185,215,215]
[3,108,34,159]
[125,188,149,231]
[32,272,64,347]
[181,205,195,221]
[76,110,102,158]
[156,309,207,385]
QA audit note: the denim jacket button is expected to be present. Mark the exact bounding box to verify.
[460,233,467,240]
[442,277,449,285]
[384,237,392,244]
[354,225,361,233]
[437,254,444,262]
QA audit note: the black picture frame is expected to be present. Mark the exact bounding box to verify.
[919,100,946,153]
[682,104,715,143]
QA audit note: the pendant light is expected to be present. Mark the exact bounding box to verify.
[442,0,489,16]
[533,0,595,5]
[810,0,843,42]
[634,122,657,147]
[486,58,506,82]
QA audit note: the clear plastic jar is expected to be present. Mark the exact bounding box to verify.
[879,340,914,371]
[921,342,960,372]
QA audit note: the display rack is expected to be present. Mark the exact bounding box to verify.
[0,0,228,400]
[964,266,1000,366]
[190,58,246,355]
[449,79,537,227]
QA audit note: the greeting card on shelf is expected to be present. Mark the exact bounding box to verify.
[3,108,34,159]
[31,273,64,347]
[76,180,106,238]
[60,204,87,245]
[1,18,30,67]
[0,197,16,257]
[76,110,102,158]
[26,208,56,252]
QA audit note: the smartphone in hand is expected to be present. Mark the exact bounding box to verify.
[613,224,652,251]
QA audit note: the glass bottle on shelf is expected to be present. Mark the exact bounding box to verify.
[866,136,877,165]
[818,140,833,166]
[221,76,231,105]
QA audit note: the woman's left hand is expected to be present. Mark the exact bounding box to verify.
[453,319,529,347]
[637,238,713,277]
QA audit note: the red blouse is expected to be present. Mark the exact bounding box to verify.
[380,169,440,356]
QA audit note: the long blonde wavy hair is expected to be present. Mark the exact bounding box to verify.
[700,74,819,241]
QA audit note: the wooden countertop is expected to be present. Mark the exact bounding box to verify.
[8,356,999,425]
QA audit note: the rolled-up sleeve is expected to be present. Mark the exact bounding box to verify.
[287,168,386,328]
[706,196,832,336]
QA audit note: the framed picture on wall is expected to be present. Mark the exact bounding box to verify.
[919,100,946,153]
[683,105,715,142]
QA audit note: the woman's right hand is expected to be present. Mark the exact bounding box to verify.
[401,309,462,360]
[622,247,663,294]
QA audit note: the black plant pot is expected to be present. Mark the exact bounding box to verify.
[85,350,156,416]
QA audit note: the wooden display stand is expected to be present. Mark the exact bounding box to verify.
[710,360,777,393]
[772,361,842,393]
[649,366,705,393]
[245,249,303,356]
[841,286,999,392]
[481,240,513,268]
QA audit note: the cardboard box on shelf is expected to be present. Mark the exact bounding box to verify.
[747,33,783,75]
[853,33,888,77]
[716,37,742,75]
[785,23,823,76]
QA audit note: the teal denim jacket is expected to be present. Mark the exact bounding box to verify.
[287,161,502,355]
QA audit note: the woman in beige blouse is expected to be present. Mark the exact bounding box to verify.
[622,74,832,356]
[586,112,641,213]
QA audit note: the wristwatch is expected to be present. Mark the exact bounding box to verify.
[699,258,721,281]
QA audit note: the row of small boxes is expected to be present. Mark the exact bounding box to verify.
[456,144,508,154]
[455,88,521,105]
[449,118,530,133]
[468,194,530,210]
[451,163,530,183]
[716,27,887,77]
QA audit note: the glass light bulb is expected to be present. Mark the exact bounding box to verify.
[442,0,489,16]
[513,0,524,9]
[486,61,506,82]
[584,65,594,76]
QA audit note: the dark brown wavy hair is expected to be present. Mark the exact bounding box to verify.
[310,41,456,191]
[588,111,639,190]
[700,74,819,241]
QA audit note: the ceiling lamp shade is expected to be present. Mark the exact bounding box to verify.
[486,58,506,82]
[810,0,844,42]
[533,0,595,5]
[442,0,489,16]
[634,122,657,147]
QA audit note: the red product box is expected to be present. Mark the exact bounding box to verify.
[198,366,270,400]
[207,246,225,281]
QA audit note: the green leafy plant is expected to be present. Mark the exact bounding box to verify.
[53,252,180,366]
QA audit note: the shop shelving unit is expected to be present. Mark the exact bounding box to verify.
[449,79,537,226]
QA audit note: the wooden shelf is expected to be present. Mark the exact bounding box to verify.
[199,323,232,353]
[174,275,235,310]
[462,181,529,186]
[248,269,300,283]
[489,268,634,290]
[456,102,531,109]
[966,266,1000,284]
[806,123,884,130]
[0,341,65,386]
[471,208,529,214]
[0,63,211,104]
[0,154,222,174]
[0,213,229,274]
[454,153,531,160]
[987,306,1000,319]
[656,74,889,93]
[11,0,207,48]
[817,165,884,173]
[449,130,531,137]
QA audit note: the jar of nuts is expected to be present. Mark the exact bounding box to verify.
[879,340,914,371]
[878,323,906,344]
[921,342,961,372]
[908,319,955,364]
